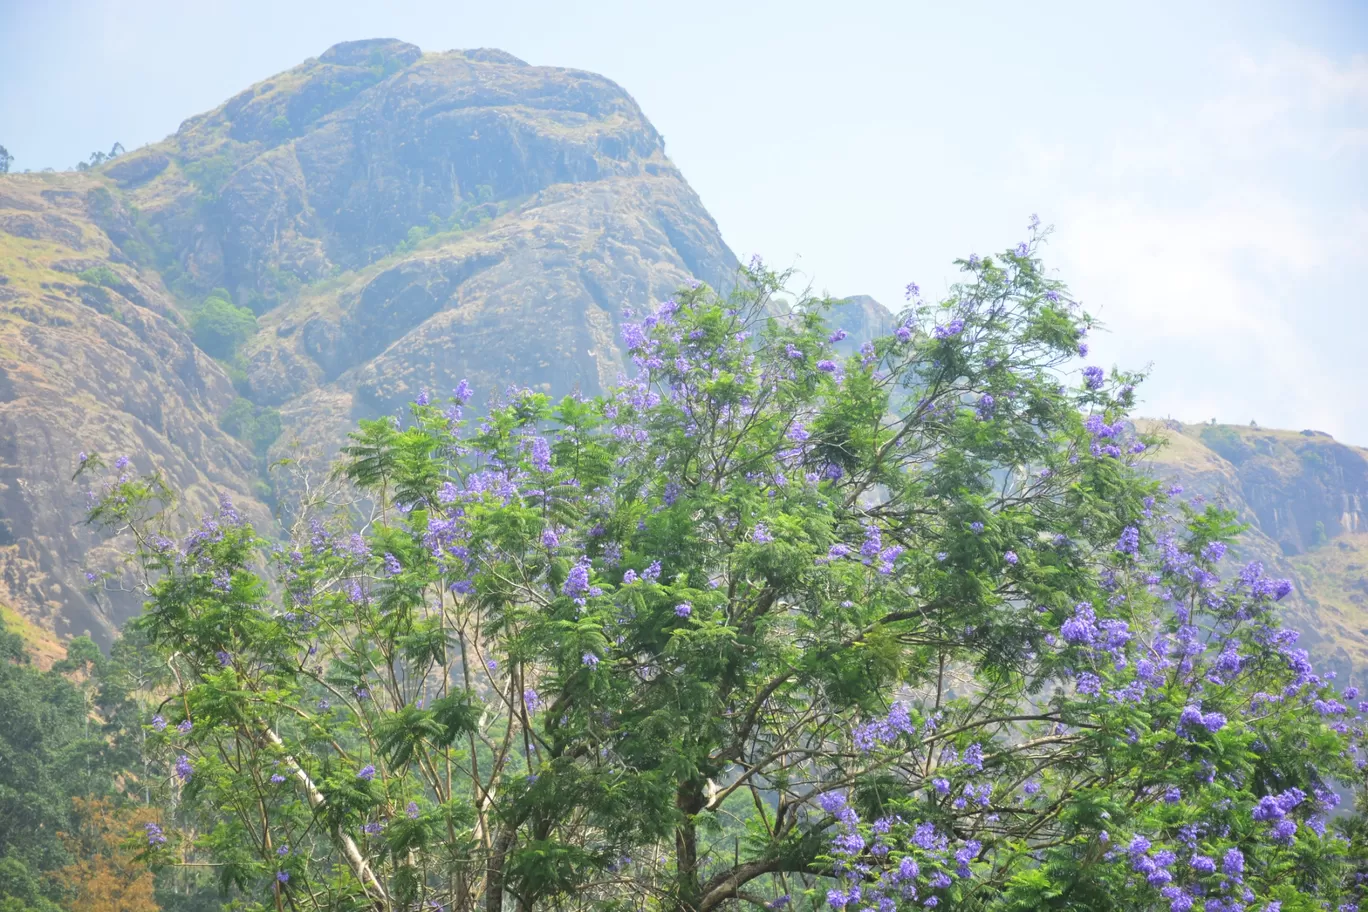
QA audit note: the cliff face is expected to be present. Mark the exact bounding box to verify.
[0,39,740,642]
[1142,421,1368,682]
[0,177,268,645]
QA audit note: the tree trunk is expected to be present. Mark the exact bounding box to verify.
[485,822,516,912]
[674,779,706,912]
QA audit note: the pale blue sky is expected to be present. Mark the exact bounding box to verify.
[3,0,1366,443]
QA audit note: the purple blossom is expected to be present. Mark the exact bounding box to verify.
[174,755,192,781]
[563,556,593,600]
[1270,817,1297,843]
[1082,366,1105,390]
[675,602,693,618]
[932,319,965,340]
[1061,602,1099,646]
[357,764,376,781]
[582,652,600,668]
[817,792,848,814]
[1115,526,1140,555]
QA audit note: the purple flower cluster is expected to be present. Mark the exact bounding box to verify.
[852,702,916,750]
[932,319,965,340]
[563,556,603,605]
[174,755,193,781]
[1177,704,1227,736]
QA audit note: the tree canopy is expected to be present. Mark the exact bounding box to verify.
[189,294,257,360]
[81,230,1368,911]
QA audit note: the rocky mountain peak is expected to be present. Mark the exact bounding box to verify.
[317,38,423,68]
[0,41,741,643]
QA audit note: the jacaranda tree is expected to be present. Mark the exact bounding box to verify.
[83,225,1367,912]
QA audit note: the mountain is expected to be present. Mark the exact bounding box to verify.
[0,39,739,646]
[6,38,1366,684]
[1141,420,1368,682]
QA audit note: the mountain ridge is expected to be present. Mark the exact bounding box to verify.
[0,39,739,644]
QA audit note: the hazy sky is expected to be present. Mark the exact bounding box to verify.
[3,0,1366,443]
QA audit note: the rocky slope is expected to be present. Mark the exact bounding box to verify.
[1141,420,1368,682]
[0,39,740,643]
[0,175,269,645]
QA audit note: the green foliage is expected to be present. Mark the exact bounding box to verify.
[77,266,124,290]
[0,145,12,175]
[78,236,1368,911]
[264,265,302,298]
[189,294,256,360]
[393,187,504,253]
[74,143,124,172]
[219,398,282,457]
[367,49,406,79]
[0,618,147,911]
[181,152,239,198]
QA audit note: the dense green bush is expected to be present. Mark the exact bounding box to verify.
[219,398,282,457]
[190,295,257,360]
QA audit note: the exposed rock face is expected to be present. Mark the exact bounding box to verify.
[0,177,268,646]
[1142,421,1368,682]
[0,39,739,643]
[119,39,726,310]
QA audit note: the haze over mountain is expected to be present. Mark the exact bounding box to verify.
[0,39,1364,689]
